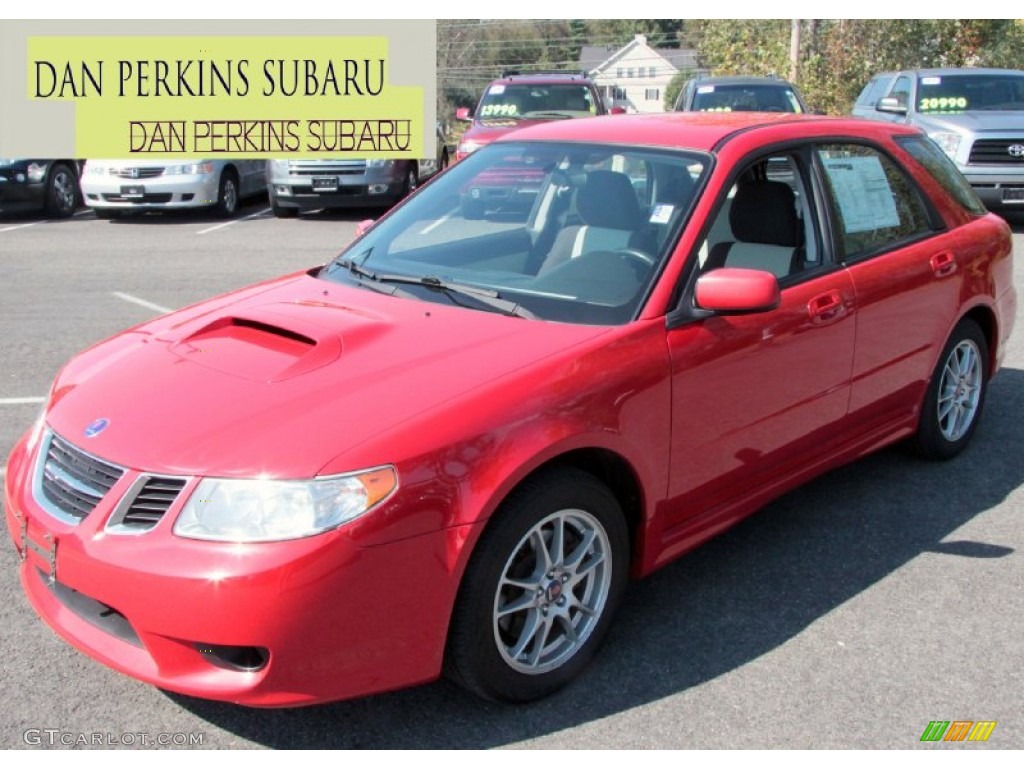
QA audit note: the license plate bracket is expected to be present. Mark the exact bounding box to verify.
[120,185,145,198]
[18,517,58,587]
[1001,187,1024,202]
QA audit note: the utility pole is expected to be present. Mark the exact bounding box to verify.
[790,19,801,82]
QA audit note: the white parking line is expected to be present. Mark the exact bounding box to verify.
[196,207,271,235]
[0,220,49,233]
[420,214,450,235]
[112,292,173,314]
[0,397,45,405]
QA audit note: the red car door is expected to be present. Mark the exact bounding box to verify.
[813,142,959,431]
[659,151,857,556]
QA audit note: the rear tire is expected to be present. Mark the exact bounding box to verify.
[912,318,989,460]
[445,468,629,703]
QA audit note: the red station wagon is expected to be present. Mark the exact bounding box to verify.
[4,113,1016,706]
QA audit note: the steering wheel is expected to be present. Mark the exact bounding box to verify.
[615,248,656,267]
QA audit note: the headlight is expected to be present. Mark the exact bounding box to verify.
[173,467,398,542]
[84,164,108,175]
[165,162,214,175]
[26,162,47,182]
[458,140,484,156]
[268,159,291,174]
[929,132,962,160]
[366,159,395,168]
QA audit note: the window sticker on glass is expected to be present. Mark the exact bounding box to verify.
[921,76,942,85]
[822,156,900,233]
[919,97,968,112]
[697,85,716,94]
[649,204,674,224]
[481,104,519,117]
[489,85,506,95]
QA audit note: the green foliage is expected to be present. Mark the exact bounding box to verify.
[664,71,688,111]
[698,19,1024,115]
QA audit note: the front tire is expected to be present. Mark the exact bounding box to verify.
[45,162,78,218]
[912,318,989,460]
[214,169,239,218]
[445,468,629,702]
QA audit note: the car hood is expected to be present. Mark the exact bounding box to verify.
[45,273,609,478]
[464,116,567,144]
[914,111,1024,133]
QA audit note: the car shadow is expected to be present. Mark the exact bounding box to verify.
[166,367,1024,748]
[92,196,270,224]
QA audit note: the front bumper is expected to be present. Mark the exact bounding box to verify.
[4,429,466,707]
[81,173,221,211]
[267,173,405,211]
[960,165,1024,208]
[0,169,47,213]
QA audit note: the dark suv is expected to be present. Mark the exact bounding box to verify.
[455,71,616,161]
[673,75,810,113]
[0,159,81,218]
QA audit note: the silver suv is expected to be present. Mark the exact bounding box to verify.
[853,68,1024,208]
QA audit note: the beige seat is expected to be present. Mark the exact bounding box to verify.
[703,180,800,278]
[538,170,646,275]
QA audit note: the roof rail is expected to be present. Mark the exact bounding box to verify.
[501,69,589,79]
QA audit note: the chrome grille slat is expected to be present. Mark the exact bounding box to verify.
[36,431,125,524]
[111,476,188,532]
[113,167,165,179]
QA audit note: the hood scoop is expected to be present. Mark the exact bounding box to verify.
[170,312,342,382]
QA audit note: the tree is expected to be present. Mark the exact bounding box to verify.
[664,70,688,111]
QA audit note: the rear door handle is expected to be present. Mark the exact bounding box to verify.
[930,251,958,278]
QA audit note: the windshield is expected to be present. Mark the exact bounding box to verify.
[917,74,1024,112]
[321,141,709,325]
[689,84,804,113]
[477,84,598,119]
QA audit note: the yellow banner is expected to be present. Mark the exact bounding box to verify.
[27,36,425,159]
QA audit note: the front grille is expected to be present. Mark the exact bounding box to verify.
[112,167,165,179]
[968,139,1024,165]
[111,476,187,532]
[37,432,124,523]
[288,161,367,175]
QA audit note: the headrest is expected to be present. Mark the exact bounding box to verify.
[577,170,643,230]
[729,180,799,247]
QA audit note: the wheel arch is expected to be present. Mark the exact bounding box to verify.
[960,304,998,377]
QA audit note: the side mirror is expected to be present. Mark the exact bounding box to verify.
[694,268,780,313]
[455,107,472,122]
[355,219,375,238]
[876,96,907,115]
[609,106,627,115]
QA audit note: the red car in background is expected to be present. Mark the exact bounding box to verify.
[5,112,1016,707]
[455,70,621,161]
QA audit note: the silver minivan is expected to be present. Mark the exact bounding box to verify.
[853,68,1024,209]
[82,159,265,218]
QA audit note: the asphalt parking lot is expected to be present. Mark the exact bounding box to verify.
[1,203,1022,749]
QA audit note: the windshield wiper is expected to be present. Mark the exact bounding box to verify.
[374,274,537,319]
[523,112,574,120]
[323,255,418,300]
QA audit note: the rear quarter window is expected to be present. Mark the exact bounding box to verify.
[896,135,988,216]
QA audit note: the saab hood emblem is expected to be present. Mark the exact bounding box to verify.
[84,418,110,438]
[1008,144,1024,158]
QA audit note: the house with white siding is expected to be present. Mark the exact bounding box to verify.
[580,34,702,113]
